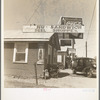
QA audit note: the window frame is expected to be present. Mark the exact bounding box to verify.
[57,55,62,63]
[13,42,28,63]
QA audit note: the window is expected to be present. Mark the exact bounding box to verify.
[58,33,63,39]
[78,59,83,66]
[13,43,28,63]
[57,55,62,63]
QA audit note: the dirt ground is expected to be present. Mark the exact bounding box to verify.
[4,69,97,88]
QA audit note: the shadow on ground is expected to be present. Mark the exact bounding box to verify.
[58,72,70,78]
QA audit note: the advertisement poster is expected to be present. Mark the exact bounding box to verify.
[1,0,99,100]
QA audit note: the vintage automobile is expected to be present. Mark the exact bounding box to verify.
[72,57,96,78]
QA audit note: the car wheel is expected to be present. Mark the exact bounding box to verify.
[87,70,93,78]
[73,69,76,74]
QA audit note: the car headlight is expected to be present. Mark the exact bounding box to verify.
[93,64,96,67]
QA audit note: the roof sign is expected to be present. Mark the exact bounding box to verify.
[23,24,84,33]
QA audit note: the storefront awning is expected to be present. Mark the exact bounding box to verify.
[4,30,54,41]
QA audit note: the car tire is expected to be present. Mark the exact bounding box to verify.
[86,70,93,78]
[73,69,76,74]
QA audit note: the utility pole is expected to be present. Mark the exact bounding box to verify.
[40,0,45,24]
[86,41,87,57]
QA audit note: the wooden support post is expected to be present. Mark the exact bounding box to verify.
[86,41,87,57]
[72,39,74,60]
[34,62,38,85]
[44,70,46,83]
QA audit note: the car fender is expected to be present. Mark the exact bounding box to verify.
[82,66,91,73]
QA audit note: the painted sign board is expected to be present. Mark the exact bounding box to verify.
[23,24,84,33]
[61,17,83,25]
[67,48,76,54]
[60,40,72,46]
[58,17,84,39]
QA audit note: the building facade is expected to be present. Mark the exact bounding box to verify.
[4,30,60,78]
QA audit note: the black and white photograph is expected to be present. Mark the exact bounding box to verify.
[2,0,99,99]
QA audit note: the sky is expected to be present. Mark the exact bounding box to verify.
[4,0,97,58]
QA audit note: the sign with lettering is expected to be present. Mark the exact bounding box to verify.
[60,40,72,46]
[67,48,76,54]
[60,17,84,33]
[61,17,83,25]
[23,24,84,33]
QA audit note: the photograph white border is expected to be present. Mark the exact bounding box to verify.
[1,0,99,100]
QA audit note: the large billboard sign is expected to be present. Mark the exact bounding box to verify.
[61,17,84,32]
[23,24,84,33]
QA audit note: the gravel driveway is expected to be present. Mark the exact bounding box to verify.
[4,69,97,88]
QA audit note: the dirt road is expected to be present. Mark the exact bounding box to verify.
[4,69,97,88]
[42,69,97,88]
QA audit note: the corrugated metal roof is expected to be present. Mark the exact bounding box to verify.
[4,30,54,41]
